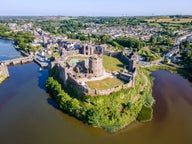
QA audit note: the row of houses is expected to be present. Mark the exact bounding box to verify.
[81,24,162,41]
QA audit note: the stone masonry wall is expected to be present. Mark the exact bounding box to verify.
[0,64,9,83]
[68,73,135,96]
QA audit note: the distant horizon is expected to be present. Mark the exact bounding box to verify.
[0,14,192,17]
[1,0,192,16]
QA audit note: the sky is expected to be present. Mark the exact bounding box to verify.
[0,0,192,16]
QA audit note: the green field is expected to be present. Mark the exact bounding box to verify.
[86,78,124,90]
[146,18,192,24]
[102,55,124,72]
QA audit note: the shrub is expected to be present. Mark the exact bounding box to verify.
[136,105,153,122]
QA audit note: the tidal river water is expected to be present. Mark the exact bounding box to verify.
[0,39,192,144]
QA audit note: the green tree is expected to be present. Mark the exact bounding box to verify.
[18,42,27,50]
[149,35,157,45]
[87,107,105,126]
[100,35,110,44]
[180,40,190,49]
[68,98,81,115]
[157,36,162,43]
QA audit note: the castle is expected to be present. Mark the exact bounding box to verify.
[52,43,136,96]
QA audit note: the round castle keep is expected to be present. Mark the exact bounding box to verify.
[89,56,104,77]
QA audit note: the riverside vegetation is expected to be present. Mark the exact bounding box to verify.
[0,25,35,51]
[46,67,155,133]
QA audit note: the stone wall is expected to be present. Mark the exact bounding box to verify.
[61,49,79,58]
[67,73,135,96]
[104,51,121,57]
[68,75,89,93]
[119,52,130,64]
[85,79,134,96]
[79,44,106,56]
[81,45,95,55]
[55,63,69,86]
[0,64,9,83]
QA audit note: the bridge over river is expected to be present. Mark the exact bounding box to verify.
[0,56,34,66]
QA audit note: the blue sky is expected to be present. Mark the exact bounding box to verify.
[0,0,192,16]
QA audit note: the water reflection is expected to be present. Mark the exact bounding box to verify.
[37,68,48,90]
[0,39,21,60]
[47,98,59,110]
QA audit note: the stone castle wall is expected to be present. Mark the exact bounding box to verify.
[61,49,79,58]
[81,45,95,55]
[68,75,89,93]
[67,73,135,96]
[104,51,129,63]
[88,79,134,96]
[0,64,9,83]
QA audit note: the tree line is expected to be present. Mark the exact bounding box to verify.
[0,24,35,51]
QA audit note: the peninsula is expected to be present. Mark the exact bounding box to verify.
[46,41,154,132]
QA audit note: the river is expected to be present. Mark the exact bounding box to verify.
[0,39,21,60]
[0,39,192,144]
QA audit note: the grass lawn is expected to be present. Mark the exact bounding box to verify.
[67,55,89,62]
[66,55,89,66]
[103,55,124,72]
[86,78,124,90]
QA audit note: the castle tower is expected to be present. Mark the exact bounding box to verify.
[56,63,68,86]
[128,59,136,72]
[82,44,95,55]
[89,56,104,77]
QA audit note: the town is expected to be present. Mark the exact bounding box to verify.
[0,16,192,133]
[1,16,192,78]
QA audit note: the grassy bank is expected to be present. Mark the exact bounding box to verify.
[0,75,8,84]
[46,67,155,133]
